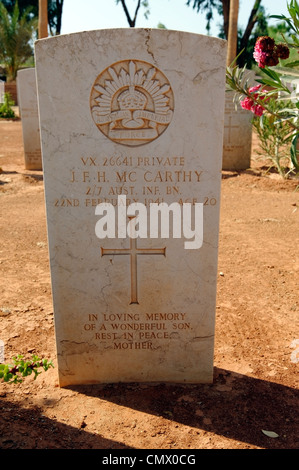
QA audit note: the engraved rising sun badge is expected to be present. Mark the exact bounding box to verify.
[90,60,174,146]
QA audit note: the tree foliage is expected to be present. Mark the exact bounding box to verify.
[2,0,38,19]
[2,0,64,35]
[238,4,269,68]
[48,0,64,35]
[187,0,222,35]
[0,92,16,118]
[187,0,267,67]
[116,0,149,27]
[0,1,37,81]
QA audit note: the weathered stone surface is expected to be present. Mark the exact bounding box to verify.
[35,29,227,386]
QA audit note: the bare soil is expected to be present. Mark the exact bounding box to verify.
[0,119,298,450]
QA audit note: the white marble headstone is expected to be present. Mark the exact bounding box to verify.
[0,80,4,103]
[223,93,252,171]
[35,29,227,387]
[17,68,42,170]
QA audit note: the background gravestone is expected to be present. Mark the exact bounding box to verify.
[0,80,4,103]
[17,68,42,170]
[222,92,253,171]
[35,29,227,387]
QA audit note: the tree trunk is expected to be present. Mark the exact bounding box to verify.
[55,0,64,35]
[39,0,48,39]
[119,0,142,27]
[227,0,239,66]
[222,0,230,39]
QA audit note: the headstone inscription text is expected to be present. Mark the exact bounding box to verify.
[17,68,42,170]
[35,29,227,386]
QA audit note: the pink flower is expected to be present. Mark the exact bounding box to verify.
[266,51,279,67]
[276,44,290,60]
[255,36,275,52]
[240,96,254,111]
[253,36,276,68]
[251,104,264,116]
[253,50,268,68]
[253,36,289,68]
[240,85,267,116]
[249,85,262,94]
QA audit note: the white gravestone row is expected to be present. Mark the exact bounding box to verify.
[17,68,43,170]
[35,29,227,386]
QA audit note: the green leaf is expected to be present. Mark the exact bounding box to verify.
[280,108,299,115]
[291,134,299,170]
[262,430,279,438]
[262,67,282,82]
[259,113,265,130]
[256,78,282,88]
[283,60,299,67]
[269,15,288,20]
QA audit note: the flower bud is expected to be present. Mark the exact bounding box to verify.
[276,44,290,60]
[255,36,275,52]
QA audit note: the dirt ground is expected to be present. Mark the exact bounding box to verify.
[0,117,298,451]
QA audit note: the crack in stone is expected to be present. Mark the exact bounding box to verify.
[193,67,223,84]
[191,335,214,341]
[144,29,156,65]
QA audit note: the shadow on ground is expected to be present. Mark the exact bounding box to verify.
[68,367,298,449]
[0,368,297,449]
[0,397,133,449]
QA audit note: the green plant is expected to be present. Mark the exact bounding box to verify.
[252,97,296,178]
[0,354,54,384]
[271,0,299,60]
[0,92,15,118]
[0,1,37,82]
[226,0,299,178]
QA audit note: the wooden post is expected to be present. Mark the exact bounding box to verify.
[38,0,48,39]
[227,0,239,66]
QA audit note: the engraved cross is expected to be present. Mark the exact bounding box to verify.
[225,116,239,144]
[101,225,166,305]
